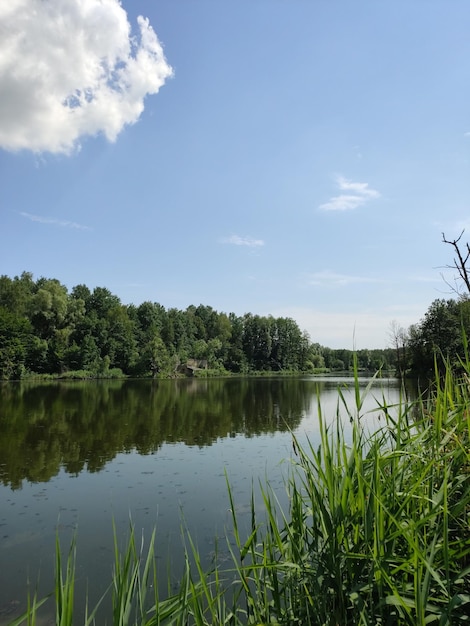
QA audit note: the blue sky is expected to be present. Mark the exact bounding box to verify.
[1,0,469,348]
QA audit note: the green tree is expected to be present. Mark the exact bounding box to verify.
[270,317,305,370]
[29,278,68,339]
[407,298,468,376]
[225,313,246,372]
[0,307,32,379]
[105,305,138,372]
[242,314,273,371]
[0,272,35,317]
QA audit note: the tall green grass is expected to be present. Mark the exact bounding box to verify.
[11,359,470,625]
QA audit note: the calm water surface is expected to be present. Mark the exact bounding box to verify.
[0,376,402,623]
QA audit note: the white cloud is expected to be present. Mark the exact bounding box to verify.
[319,175,380,211]
[0,0,173,154]
[307,270,381,287]
[221,235,265,247]
[20,211,90,230]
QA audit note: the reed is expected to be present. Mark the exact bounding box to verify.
[12,357,470,625]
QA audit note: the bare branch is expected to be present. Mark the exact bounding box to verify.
[442,231,470,295]
[439,272,464,296]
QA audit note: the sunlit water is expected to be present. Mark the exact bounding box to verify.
[0,376,403,623]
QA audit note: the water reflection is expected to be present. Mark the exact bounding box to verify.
[0,376,403,624]
[0,377,323,489]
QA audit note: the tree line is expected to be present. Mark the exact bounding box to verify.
[0,272,396,379]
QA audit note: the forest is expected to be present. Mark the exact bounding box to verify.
[0,272,397,379]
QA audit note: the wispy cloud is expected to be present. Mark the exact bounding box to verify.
[464,131,470,137]
[353,145,363,160]
[221,235,265,248]
[307,270,381,287]
[270,306,421,349]
[434,218,470,235]
[407,274,441,284]
[319,175,380,211]
[20,211,91,230]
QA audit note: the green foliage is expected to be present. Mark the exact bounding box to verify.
[0,272,35,318]
[0,272,399,379]
[407,298,470,376]
[0,306,32,379]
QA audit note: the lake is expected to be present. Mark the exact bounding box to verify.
[0,375,403,624]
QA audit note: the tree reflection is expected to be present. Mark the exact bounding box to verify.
[0,378,314,489]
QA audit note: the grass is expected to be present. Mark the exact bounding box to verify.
[10,357,470,625]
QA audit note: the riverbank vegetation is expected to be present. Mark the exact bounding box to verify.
[0,272,396,380]
[11,358,470,625]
